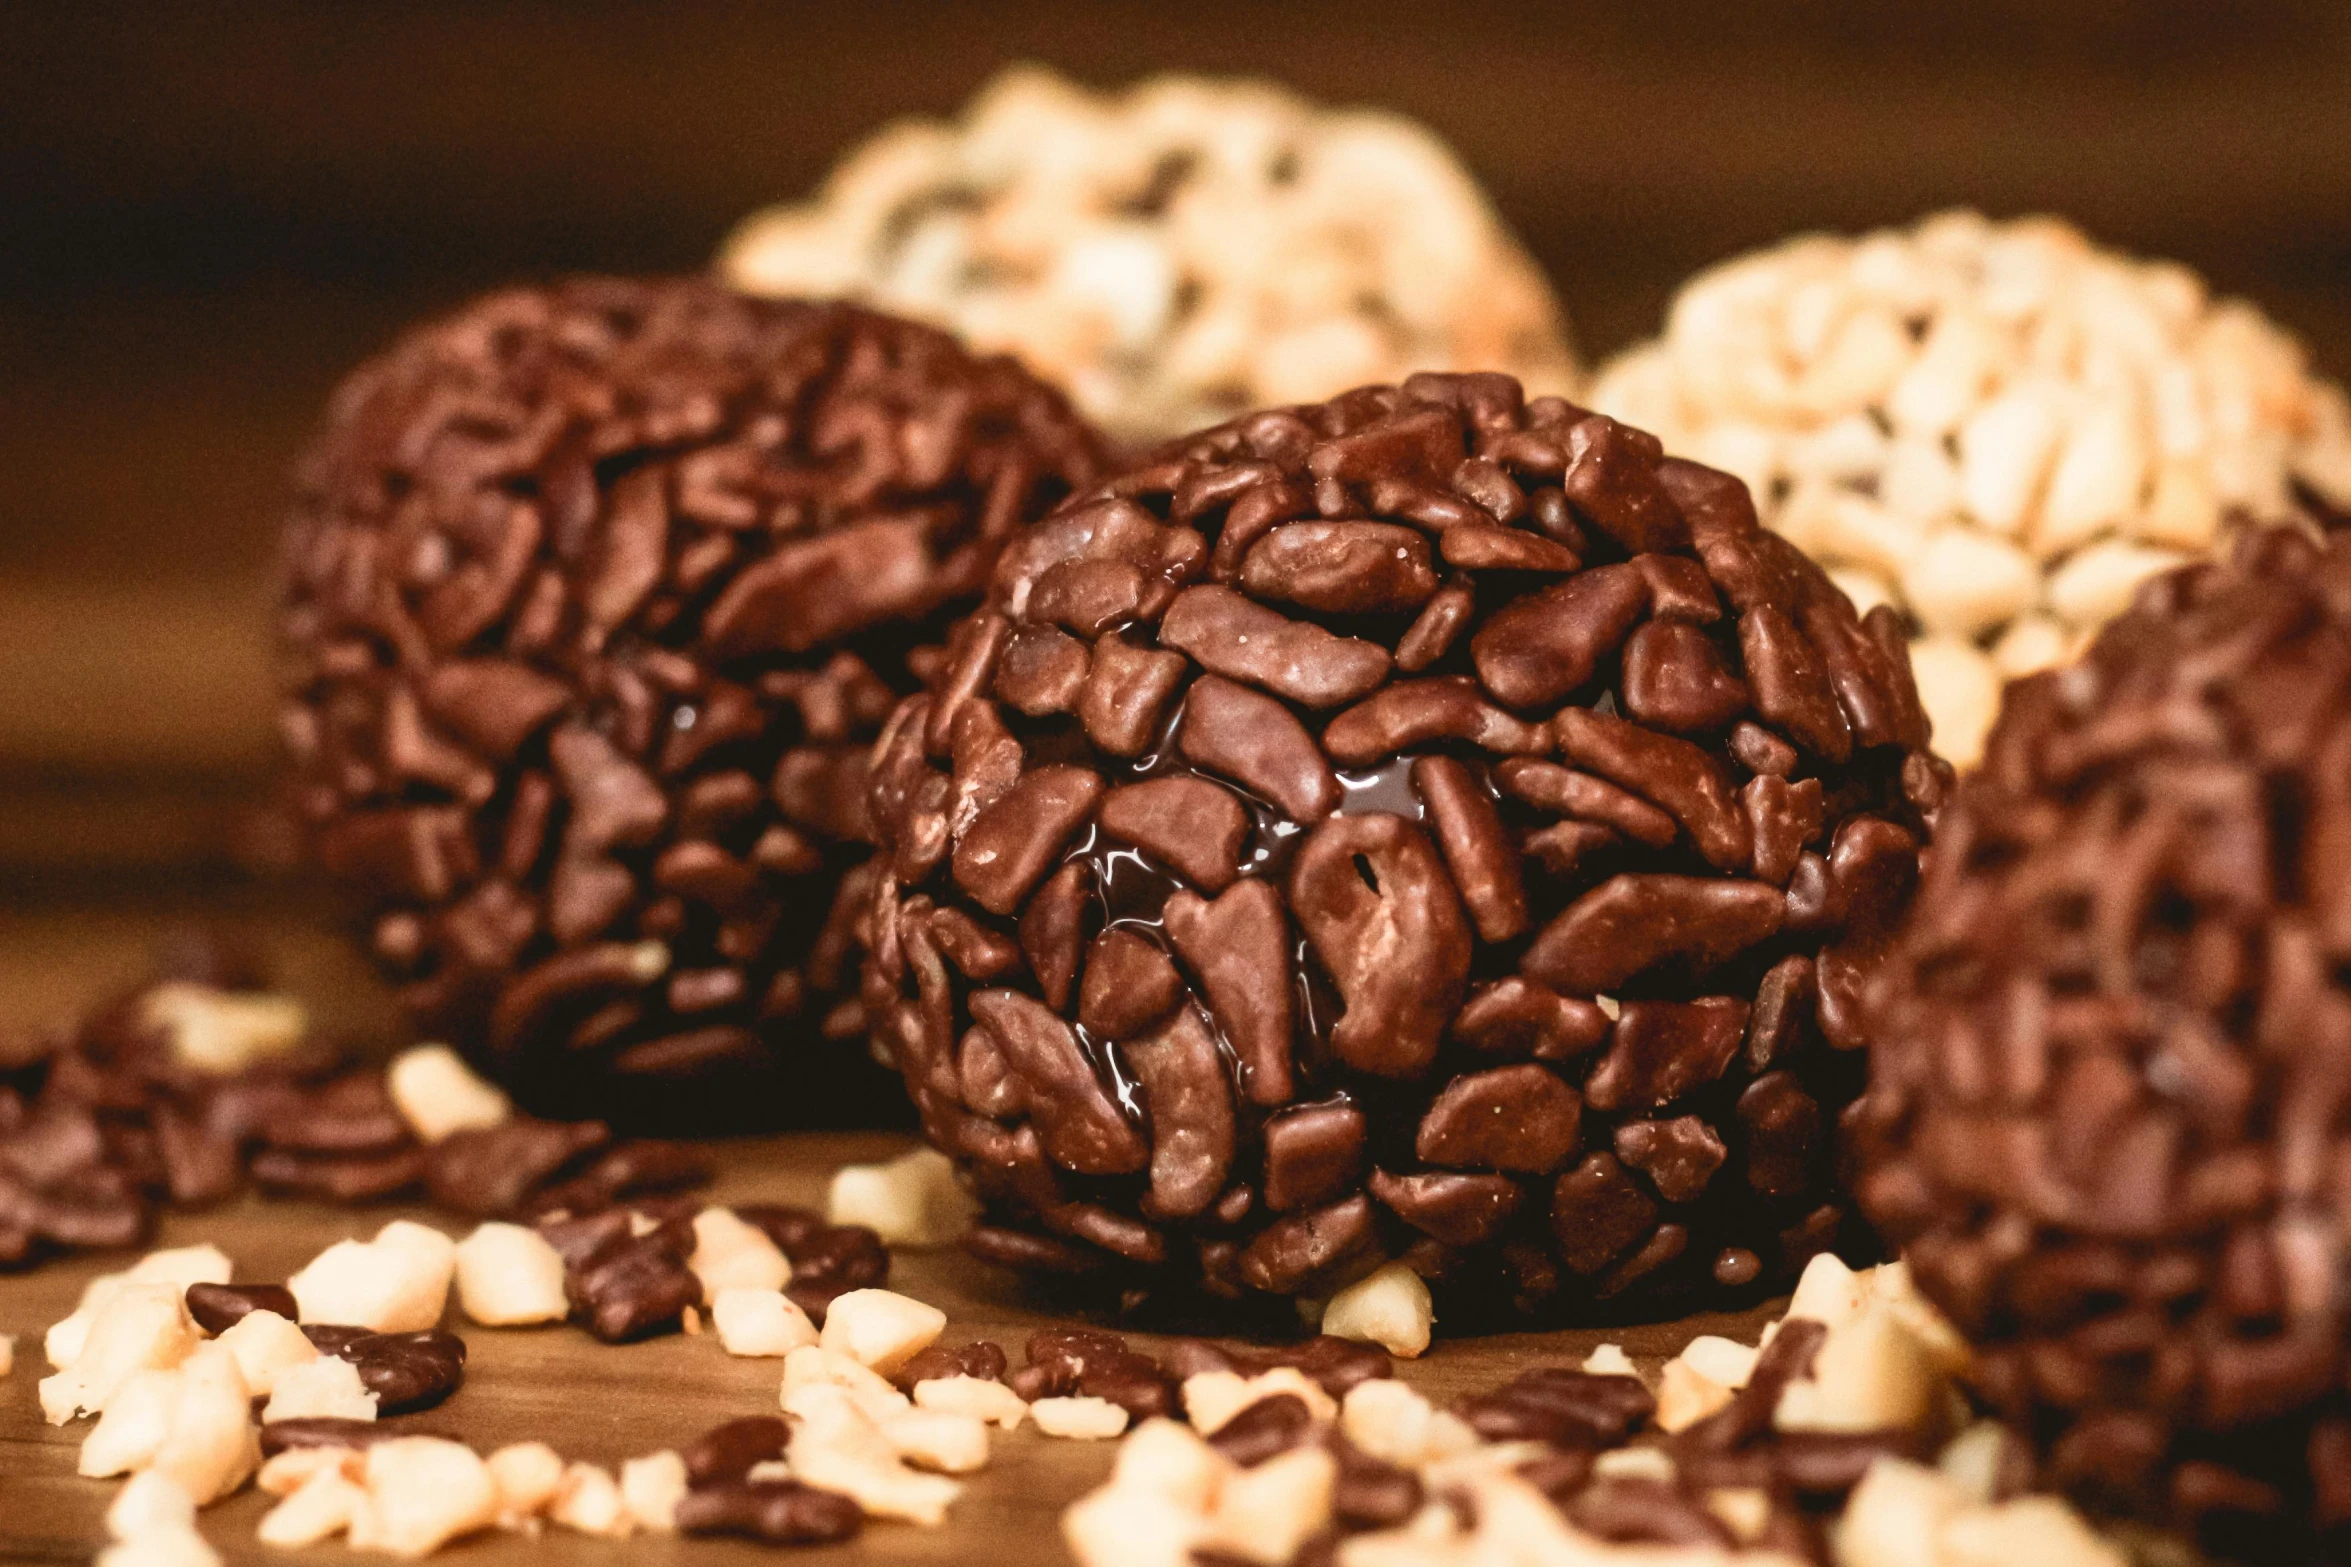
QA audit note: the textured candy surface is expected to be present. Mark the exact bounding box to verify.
[279,277,1104,1122]
[866,374,1945,1318]
[1859,524,2351,1548]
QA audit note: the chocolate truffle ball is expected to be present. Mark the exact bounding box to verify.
[722,65,1576,446]
[1593,210,2351,770]
[1859,524,2351,1546]
[280,277,1105,1123]
[863,374,1946,1318]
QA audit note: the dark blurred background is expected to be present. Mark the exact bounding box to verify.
[5,0,2351,1012]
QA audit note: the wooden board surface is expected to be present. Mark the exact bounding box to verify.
[0,905,1784,1565]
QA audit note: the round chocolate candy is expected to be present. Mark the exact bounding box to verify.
[280,277,1105,1124]
[1858,524,2351,1550]
[864,374,1947,1319]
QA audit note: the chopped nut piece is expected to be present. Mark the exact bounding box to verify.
[550,1461,633,1537]
[688,1207,793,1301]
[713,1288,819,1357]
[452,1223,568,1326]
[1207,1444,1336,1566]
[486,1441,566,1528]
[262,1354,378,1424]
[50,1247,233,1371]
[1938,1496,2127,1567]
[349,1437,500,1558]
[1776,1299,1942,1435]
[781,1344,911,1421]
[258,1446,358,1496]
[258,1465,366,1547]
[146,1346,259,1505]
[1032,1396,1131,1440]
[1338,1378,1477,1470]
[211,1310,317,1398]
[43,1283,202,1424]
[95,1527,220,1567]
[913,1374,1028,1430]
[1592,1446,1676,1482]
[1064,1482,1213,1567]
[1838,1457,1963,1567]
[140,983,307,1073]
[880,1407,992,1473]
[1655,1357,1736,1434]
[385,1043,511,1143]
[288,1223,456,1334]
[785,1383,963,1525]
[620,1450,689,1532]
[818,1288,947,1376]
[1578,1343,1638,1378]
[106,1471,198,1538]
[828,1146,980,1247]
[1109,1417,1231,1511]
[1184,1367,1336,1435]
[1319,1262,1433,1359]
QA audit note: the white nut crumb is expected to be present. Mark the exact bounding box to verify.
[781,1343,911,1422]
[49,1245,231,1371]
[140,983,307,1074]
[350,1437,500,1559]
[1937,1494,2126,1567]
[453,1222,568,1326]
[620,1450,688,1532]
[1654,1357,1735,1434]
[550,1461,633,1538]
[1579,1343,1638,1378]
[1319,1261,1433,1358]
[1938,1421,2015,1505]
[263,1353,378,1424]
[1207,1444,1336,1567]
[106,1470,198,1538]
[258,1465,367,1548]
[43,1282,201,1424]
[913,1374,1028,1429]
[258,1445,358,1496]
[1593,1445,1677,1483]
[1032,1395,1130,1440]
[688,1206,792,1301]
[785,1383,963,1525]
[1064,1482,1213,1567]
[712,1287,819,1357]
[386,1043,511,1143]
[146,1346,259,1505]
[80,1369,181,1477]
[288,1222,455,1334]
[818,1288,947,1377]
[1339,1378,1477,1470]
[1108,1417,1231,1511]
[1836,1456,1962,1567]
[881,1407,992,1473]
[1706,1485,1772,1543]
[828,1145,980,1247]
[1183,1367,1336,1435]
[94,1527,220,1567]
[486,1441,567,1528]
[212,1310,317,1398]
[1776,1299,1943,1435]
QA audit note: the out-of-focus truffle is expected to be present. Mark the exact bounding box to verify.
[721,65,1575,447]
[1592,210,2351,769]
[1859,524,2351,1551]
[279,276,1104,1123]
[864,373,1945,1321]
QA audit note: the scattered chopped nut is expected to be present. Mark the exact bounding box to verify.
[688,1207,792,1301]
[713,1287,820,1357]
[1338,1378,1477,1470]
[620,1450,688,1532]
[486,1441,566,1529]
[262,1353,378,1424]
[43,1282,202,1424]
[140,983,307,1074]
[818,1288,947,1377]
[348,1437,499,1558]
[452,1222,568,1326]
[257,1445,357,1497]
[258,1465,367,1547]
[50,1248,233,1371]
[288,1222,456,1335]
[880,1407,992,1473]
[827,1146,979,1248]
[1206,1444,1336,1566]
[784,1382,964,1525]
[385,1044,511,1144]
[145,1346,260,1505]
[913,1374,1029,1430]
[1064,1482,1214,1567]
[1184,1368,1337,1435]
[211,1310,317,1398]
[1319,1263,1433,1359]
[550,1461,633,1538]
[1655,1355,1736,1433]
[781,1343,913,1422]
[1032,1396,1131,1440]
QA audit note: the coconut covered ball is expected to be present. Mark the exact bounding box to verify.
[721,65,1576,447]
[1592,210,2351,769]
[279,276,1105,1123]
[1858,524,2351,1550]
[862,373,1946,1322]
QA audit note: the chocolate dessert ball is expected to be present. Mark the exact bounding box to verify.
[280,277,1105,1122]
[1859,524,2351,1546]
[864,374,1946,1318]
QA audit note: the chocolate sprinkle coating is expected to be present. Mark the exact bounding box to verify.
[280,277,1105,1124]
[864,374,1945,1318]
[1860,524,2351,1551]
